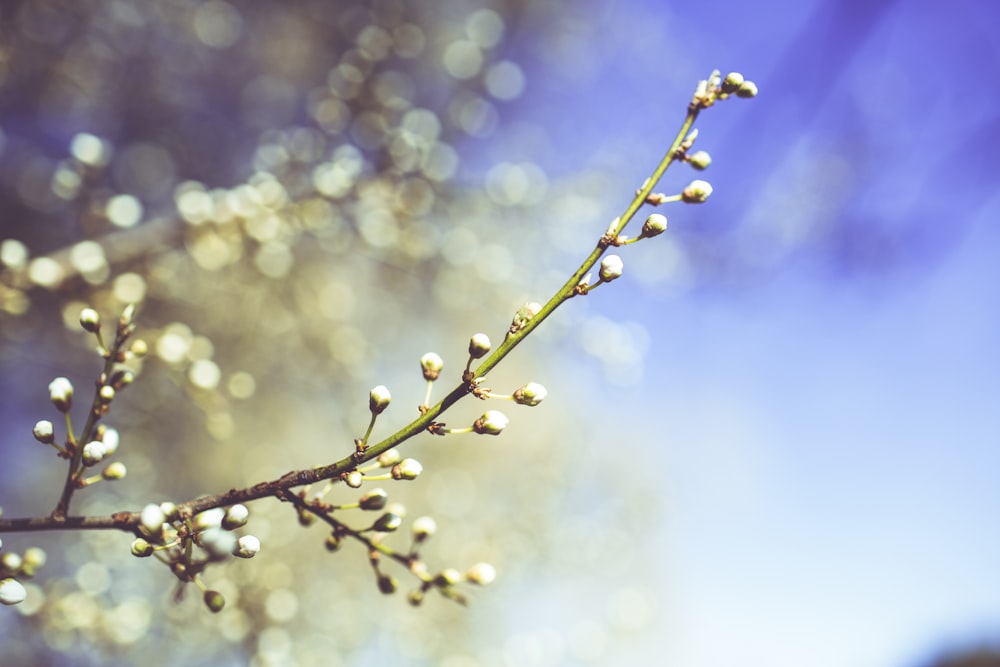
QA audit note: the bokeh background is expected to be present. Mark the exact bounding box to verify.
[1,1,999,666]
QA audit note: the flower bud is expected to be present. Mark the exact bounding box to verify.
[513,382,547,406]
[140,504,166,536]
[377,450,401,467]
[203,590,226,613]
[408,589,424,606]
[688,150,712,170]
[324,534,342,552]
[222,504,249,530]
[234,535,261,559]
[48,377,74,412]
[599,255,624,282]
[102,462,127,480]
[131,538,154,557]
[159,502,179,521]
[98,385,115,404]
[369,385,391,415]
[345,470,363,488]
[420,352,444,381]
[359,488,388,510]
[130,339,149,357]
[511,302,542,332]
[736,80,758,98]
[681,179,713,203]
[465,562,497,586]
[0,578,26,606]
[433,568,462,588]
[101,427,120,456]
[79,307,101,333]
[473,410,508,435]
[721,71,744,94]
[411,516,437,543]
[371,512,402,533]
[193,508,225,532]
[641,213,667,238]
[1,552,22,571]
[32,420,55,444]
[468,333,491,359]
[377,574,398,594]
[391,458,423,480]
[200,527,237,560]
[82,441,107,466]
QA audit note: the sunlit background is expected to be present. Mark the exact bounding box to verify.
[1,1,998,666]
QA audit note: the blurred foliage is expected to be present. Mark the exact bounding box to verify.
[0,1,660,665]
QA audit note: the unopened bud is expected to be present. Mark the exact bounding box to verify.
[32,420,55,444]
[79,308,101,333]
[131,538,154,557]
[81,441,107,466]
[359,488,388,510]
[513,382,547,406]
[345,470,363,488]
[465,562,497,586]
[193,507,225,532]
[0,578,27,606]
[20,547,46,576]
[98,385,115,404]
[369,385,391,415]
[203,590,225,613]
[140,504,166,536]
[411,516,437,543]
[688,150,712,170]
[641,213,667,238]
[473,410,508,435]
[391,458,423,480]
[371,512,402,532]
[377,574,398,594]
[721,71,744,94]
[681,179,713,203]
[102,461,127,480]
[377,450,401,467]
[599,255,624,282]
[736,80,758,98]
[48,377,74,412]
[468,333,491,359]
[222,504,249,530]
[420,352,444,381]
[234,535,261,558]
[433,568,462,588]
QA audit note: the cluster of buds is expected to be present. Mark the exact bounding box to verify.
[0,537,45,606]
[130,502,260,613]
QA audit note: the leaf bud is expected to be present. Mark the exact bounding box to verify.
[513,382,547,406]
[681,179,713,204]
[473,410,508,435]
[48,377,74,412]
[468,333,491,359]
[420,352,444,381]
[32,420,55,444]
[369,385,391,415]
[391,458,423,480]
[79,308,101,333]
[599,255,624,282]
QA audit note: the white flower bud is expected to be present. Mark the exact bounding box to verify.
[411,516,437,543]
[599,255,624,282]
[681,179,713,203]
[32,420,55,444]
[21,547,46,575]
[48,377,74,412]
[369,385,391,415]
[736,80,758,98]
[473,410,508,435]
[193,507,225,532]
[359,488,388,510]
[642,213,668,238]
[234,535,261,558]
[0,578,27,605]
[131,538,154,557]
[371,512,402,532]
[345,470,363,488]
[81,441,107,466]
[433,568,462,587]
[377,449,401,467]
[391,458,423,480]
[79,307,101,333]
[102,462,127,480]
[101,427,120,455]
[465,562,497,586]
[200,527,237,559]
[140,504,166,536]
[468,333,491,359]
[420,352,444,381]
[721,71,744,94]
[222,504,249,530]
[513,382,547,406]
[688,150,712,170]
[1,552,22,571]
